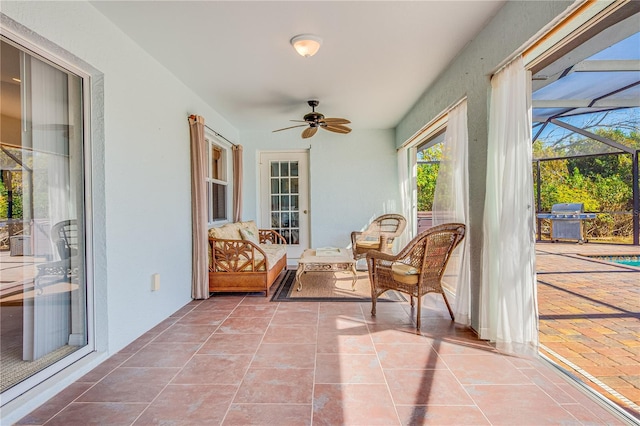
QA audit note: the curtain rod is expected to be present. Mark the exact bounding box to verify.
[205,124,238,147]
[189,115,238,147]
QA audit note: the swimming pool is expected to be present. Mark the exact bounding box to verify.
[584,255,640,267]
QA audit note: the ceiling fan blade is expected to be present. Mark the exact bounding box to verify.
[302,127,318,139]
[273,124,308,133]
[322,124,351,134]
[289,120,308,123]
[322,117,351,124]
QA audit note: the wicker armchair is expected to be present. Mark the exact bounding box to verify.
[350,214,407,261]
[36,219,80,284]
[366,223,465,332]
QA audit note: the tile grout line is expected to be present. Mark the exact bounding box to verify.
[219,295,276,425]
[127,299,208,426]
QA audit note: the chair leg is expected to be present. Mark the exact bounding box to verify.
[416,294,422,332]
[368,268,377,317]
[442,292,455,321]
[410,295,414,307]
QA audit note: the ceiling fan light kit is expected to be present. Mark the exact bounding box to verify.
[290,34,322,58]
[273,100,352,139]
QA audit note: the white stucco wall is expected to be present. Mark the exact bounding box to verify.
[395,1,574,329]
[1,2,238,419]
[241,128,399,249]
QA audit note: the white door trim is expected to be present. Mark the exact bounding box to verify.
[258,150,310,263]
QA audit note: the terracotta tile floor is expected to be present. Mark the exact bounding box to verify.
[535,242,640,419]
[17,279,631,425]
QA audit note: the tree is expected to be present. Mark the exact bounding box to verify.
[416,143,442,211]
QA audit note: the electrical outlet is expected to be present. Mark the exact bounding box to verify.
[152,273,160,291]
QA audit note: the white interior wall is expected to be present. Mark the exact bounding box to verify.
[396,0,574,329]
[241,128,399,249]
[1,0,238,355]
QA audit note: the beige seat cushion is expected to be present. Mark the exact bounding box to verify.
[391,262,420,285]
[356,240,381,250]
[356,240,394,250]
[259,244,287,270]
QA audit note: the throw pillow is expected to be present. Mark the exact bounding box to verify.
[240,228,260,245]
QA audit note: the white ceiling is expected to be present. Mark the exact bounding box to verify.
[90,1,505,133]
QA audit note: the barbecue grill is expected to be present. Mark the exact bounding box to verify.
[536,203,596,244]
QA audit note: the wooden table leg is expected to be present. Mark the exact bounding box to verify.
[350,262,357,291]
[296,264,305,291]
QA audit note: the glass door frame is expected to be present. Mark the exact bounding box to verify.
[0,30,95,406]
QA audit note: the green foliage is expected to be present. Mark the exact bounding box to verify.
[0,172,24,219]
[416,143,442,211]
[0,180,7,218]
[534,125,637,241]
[417,163,439,211]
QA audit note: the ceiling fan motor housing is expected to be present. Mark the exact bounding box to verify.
[304,111,325,123]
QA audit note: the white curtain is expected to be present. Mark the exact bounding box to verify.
[480,56,538,356]
[397,145,416,248]
[31,58,71,259]
[432,100,470,326]
[24,56,74,360]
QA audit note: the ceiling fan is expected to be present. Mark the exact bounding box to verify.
[272,100,351,139]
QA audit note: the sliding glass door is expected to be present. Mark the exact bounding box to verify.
[0,36,91,403]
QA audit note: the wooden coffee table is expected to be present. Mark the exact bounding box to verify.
[295,248,357,292]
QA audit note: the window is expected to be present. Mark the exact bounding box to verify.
[206,133,232,224]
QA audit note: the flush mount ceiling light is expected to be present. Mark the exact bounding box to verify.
[290,34,322,58]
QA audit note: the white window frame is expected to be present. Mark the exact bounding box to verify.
[205,131,233,225]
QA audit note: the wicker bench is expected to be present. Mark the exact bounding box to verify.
[208,221,287,296]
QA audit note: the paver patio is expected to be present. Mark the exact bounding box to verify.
[536,241,640,418]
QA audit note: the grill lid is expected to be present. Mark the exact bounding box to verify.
[551,203,584,214]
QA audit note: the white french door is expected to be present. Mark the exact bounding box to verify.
[259,151,309,262]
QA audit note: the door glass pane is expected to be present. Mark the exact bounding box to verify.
[290,229,300,245]
[270,178,279,194]
[280,162,289,177]
[281,195,289,210]
[268,161,300,244]
[270,161,279,177]
[0,38,88,397]
[280,178,289,194]
[270,195,279,211]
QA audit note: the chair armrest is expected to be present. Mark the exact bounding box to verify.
[365,250,398,262]
[259,229,287,245]
[209,237,269,272]
[350,231,363,248]
[365,249,399,274]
